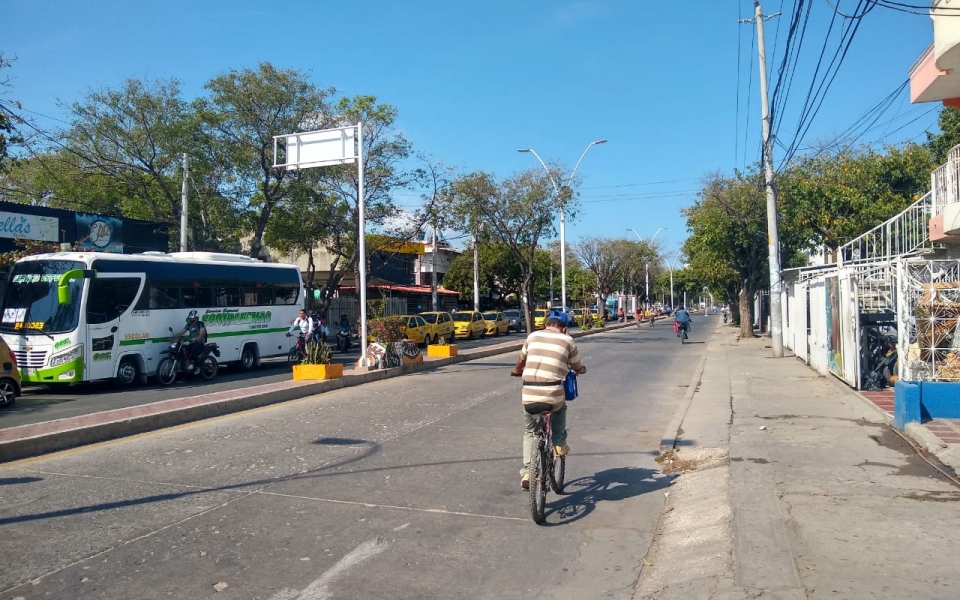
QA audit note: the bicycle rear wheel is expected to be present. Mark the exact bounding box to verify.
[529,440,548,524]
[550,454,565,493]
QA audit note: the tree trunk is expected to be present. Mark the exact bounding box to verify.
[739,285,754,338]
[521,274,534,334]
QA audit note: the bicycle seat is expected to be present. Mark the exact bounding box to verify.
[523,402,555,415]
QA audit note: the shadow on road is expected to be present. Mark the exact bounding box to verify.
[544,466,674,526]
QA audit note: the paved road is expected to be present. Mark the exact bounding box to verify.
[0,328,533,431]
[0,318,712,599]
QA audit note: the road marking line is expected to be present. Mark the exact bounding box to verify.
[393,522,410,531]
[267,537,389,600]
[257,490,527,522]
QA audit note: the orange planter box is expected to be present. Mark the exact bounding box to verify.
[292,363,344,380]
[427,345,458,358]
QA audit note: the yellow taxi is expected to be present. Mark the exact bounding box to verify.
[400,315,429,345]
[572,308,591,326]
[419,311,455,344]
[481,311,509,336]
[0,336,22,406]
[451,311,486,339]
[533,309,548,330]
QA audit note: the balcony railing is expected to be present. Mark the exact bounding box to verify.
[931,143,960,216]
[838,192,938,266]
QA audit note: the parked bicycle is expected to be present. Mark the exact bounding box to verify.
[527,410,565,524]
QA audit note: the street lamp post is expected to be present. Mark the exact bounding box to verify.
[519,140,607,313]
[627,227,665,309]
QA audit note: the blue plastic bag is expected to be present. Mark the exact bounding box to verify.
[563,369,578,401]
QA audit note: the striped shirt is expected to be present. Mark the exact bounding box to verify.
[519,329,583,406]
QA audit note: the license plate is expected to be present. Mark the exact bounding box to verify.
[22,367,36,375]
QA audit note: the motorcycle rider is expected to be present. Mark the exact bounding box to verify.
[674,304,692,338]
[171,310,207,374]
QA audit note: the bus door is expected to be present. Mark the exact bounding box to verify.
[84,274,144,382]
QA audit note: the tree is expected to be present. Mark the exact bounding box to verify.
[199,62,334,259]
[447,169,561,332]
[57,78,197,229]
[683,174,769,338]
[0,54,24,175]
[264,184,341,290]
[574,236,625,306]
[927,106,960,164]
[778,144,934,258]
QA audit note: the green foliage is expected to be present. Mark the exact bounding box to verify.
[302,340,333,365]
[368,315,406,343]
[0,55,23,175]
[445,169,561,330]
[778,144,934,254]
[927,107,960,164]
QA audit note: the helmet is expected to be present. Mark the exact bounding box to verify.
[547,308,569,327]
[187,309,199,321]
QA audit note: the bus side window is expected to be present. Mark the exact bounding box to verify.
[149,286,180,310]
[216,287,241,307]
[182,287,214,308]
[274,285,298,305]
[87,278,142,324]
[242,287,262,306]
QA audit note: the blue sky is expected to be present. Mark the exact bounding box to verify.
[3,1,939,256]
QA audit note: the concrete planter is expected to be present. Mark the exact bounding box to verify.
[427,345,458,358]
[292,363,344,381]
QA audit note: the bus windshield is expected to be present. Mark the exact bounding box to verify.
[0,260,85,335]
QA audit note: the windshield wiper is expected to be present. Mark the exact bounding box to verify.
[19,327,54,340]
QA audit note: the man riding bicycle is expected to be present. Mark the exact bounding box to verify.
[674,304,692,338]
[287,309,314,343]
[511,308,586,490]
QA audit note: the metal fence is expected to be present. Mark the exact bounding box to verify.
[837,192,938,266]
[897,259,960,382]
[930,143,960,216]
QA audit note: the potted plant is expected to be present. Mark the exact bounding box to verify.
[427,333,458,358]
[292,340,343,380]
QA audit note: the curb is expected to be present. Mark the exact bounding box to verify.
[904,423,960,472]
[658,326,715,454]
[0,321,636,463]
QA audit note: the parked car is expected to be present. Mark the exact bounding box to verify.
[400,315,429,345]
[0,337,21,406]
[572,308,591,326]
[419,311,455,344]
[482,311,509,336]
[502,309,526,333]
[452,311,486,339]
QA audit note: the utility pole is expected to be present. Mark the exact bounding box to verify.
[180,153,189,252]
[472,232,480,312]
[746,1,784,357]
[549,266,554,308]
[644,262,650,311]
[431,220,438,312]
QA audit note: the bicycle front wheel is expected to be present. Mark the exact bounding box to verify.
[551,454,565,494]
[529,441,548,524]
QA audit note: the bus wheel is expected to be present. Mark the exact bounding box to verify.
[116,358,140,387]
[239,344,259,371]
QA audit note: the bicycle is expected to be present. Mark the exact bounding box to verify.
[286,333,307,364]
[677,321,689,344]
[527,409,565,524]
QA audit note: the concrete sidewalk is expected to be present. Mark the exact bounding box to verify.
[635,326,960,600]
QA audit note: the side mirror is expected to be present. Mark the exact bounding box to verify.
[57,269,96,305]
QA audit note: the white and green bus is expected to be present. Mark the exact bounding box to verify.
[0,251,304,387]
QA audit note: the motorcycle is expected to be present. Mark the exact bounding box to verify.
[336,325,352,353]
[156,328,221,386]
[861,327,898,390]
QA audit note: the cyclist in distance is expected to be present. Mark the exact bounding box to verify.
[674,304,692,338]
[511,308,586,490]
